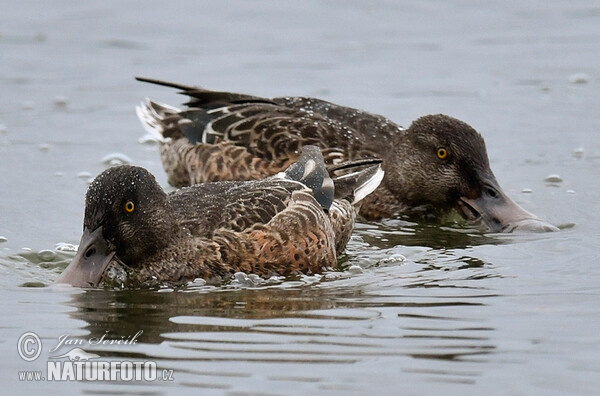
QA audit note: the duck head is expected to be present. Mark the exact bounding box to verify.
[385,114,558,232]
[56,165,177,287]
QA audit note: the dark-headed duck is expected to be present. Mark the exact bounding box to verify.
[135,77,557,233]
[56,146,384,288]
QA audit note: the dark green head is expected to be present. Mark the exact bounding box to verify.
[57,165,177,287]
[385,114,557,232]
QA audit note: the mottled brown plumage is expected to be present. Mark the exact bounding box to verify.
[136,77,557,232]
[56,146,384,288]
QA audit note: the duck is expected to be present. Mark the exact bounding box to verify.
[56,146,384,288]
[135,77,557,233]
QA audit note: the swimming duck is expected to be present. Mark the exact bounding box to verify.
[56,146,384,288]
[135,77,557,232]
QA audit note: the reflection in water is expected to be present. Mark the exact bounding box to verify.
[68,287,341,343]
[4,214,509,391]
[356,219,510,250]
[63,251,499,390]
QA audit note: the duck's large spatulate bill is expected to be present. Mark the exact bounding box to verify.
[56,227,115,287]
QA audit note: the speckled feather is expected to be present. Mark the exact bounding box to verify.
[79,146,382,287]
[129,183,338,285]
[129,77,560,236]
[135,77,495,221]
[136,79,382,183]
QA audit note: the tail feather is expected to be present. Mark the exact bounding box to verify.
[282,146,334,210]
[332,163,384,205]
[136,76,274,107]
[326,160,383,255]
[135,76,198,92]
[135,99,182,143]
[327,158,382,173]
[281,146,384,210]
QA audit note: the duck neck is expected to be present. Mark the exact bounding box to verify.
[380,131,417,203]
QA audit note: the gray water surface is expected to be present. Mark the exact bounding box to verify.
[1,1,599,395]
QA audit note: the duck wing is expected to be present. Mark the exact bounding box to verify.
[273,96,403,143]
[167,179,304,237]
[166,145,335,236]
[166,158,338,275]
[136,78,381,181]
[136,77,401,145]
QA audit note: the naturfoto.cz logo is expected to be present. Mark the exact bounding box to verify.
[17,331,174,382]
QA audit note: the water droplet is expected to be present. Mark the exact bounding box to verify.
[0,236,7,243]
[572,147,584,159]
[232,272,261,287]
[379,254,406,265]
[190,278,207,287]
[247,274,260,282]
[544,174,563,183]
[566,190,576,194]
[138,134,159,145]
[0,124,7,135]
[347,265,363,274]
[55,242,77,252]
[521,188,533,193]
[21,101,35,110]
[77,171,94,184]
[38,143,51,152]
[102,152,132,166]
[53,96,68,109]
[54,172,64,177]
[568,73,590,84]
[38,249,57,261]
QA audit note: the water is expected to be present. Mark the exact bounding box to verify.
[1,0,599,394]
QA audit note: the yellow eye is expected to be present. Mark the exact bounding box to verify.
[125,201,135,213]
[437,148,448,159]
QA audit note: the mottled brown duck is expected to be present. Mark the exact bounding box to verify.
[135,77,557,232]
[56,146,384,288]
